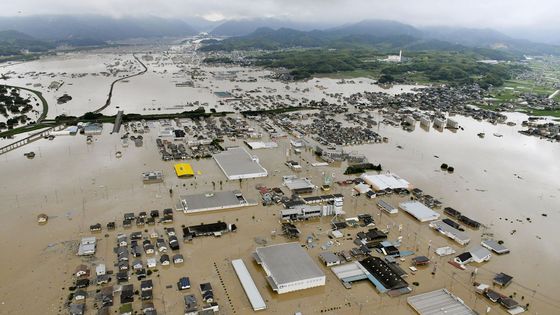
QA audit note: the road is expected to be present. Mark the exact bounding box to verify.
[93,53,148,113]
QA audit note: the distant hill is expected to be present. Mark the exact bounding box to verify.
[201,20,560,56]
[200,27,480,55]
[210,18,331,36]
[0,15,198,42]
[0,30,54,56]
[422,26,560,55]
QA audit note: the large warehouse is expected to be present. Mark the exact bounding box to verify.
[399,201,440,222]
[360,173,411,191]
[254,242,325,294]
[178,190,257,213]
[407,289,476,315]
[213,147,268,180]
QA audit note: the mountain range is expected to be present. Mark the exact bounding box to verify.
[0,30,54,56]
[0,15,197,43]
[0,15,558,56]
[202,19,560,56]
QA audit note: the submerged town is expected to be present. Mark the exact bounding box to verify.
[1,6,560,315]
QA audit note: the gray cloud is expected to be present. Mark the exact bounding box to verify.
[1,0,558,30]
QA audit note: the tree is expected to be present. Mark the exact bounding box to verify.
[378,74,395,84]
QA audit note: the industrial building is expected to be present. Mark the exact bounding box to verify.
[407,289,476,315]
[429,220,471,245]
[377,200,398,214]
[318,252,342,267]
[399,201,440,222]
[213,147,268,180]
[254,242,325,294]
[231,259,267,311]
[244,141,278,150]
[302,194,344,204]
[283,176,316,194]
[82,123,103,135]
[280,197,343,220]
[360,173,411,191]
[331,257,410,295]
[183,221,235,238]
[178,190,256,213]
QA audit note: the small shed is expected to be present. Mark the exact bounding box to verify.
[319,252,342,267]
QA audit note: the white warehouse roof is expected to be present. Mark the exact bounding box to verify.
[400,201,440,222]
[254,242,325,294]
[407,289,476,315]
[361,173,411,191]
[213,147,268,180]
[231,259,267,311]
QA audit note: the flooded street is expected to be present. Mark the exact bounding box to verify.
[1,47,559,315]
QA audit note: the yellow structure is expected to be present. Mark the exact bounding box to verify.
[174,163,194,177]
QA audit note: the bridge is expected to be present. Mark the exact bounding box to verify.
[0,125,65,156]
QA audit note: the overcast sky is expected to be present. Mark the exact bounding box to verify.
[0,0,558,31]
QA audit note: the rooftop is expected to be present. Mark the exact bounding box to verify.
[407,289,477,315]
[429,220,471,245]
[283,176,316,191]
[481,239,510,254]
[399,201,440,222]
[179,190,255,213]
[213,147,268,180]
[231,259,267,311]
[319,252,341,265]
[255,242,325,285]
[361,173,411,191]
[174,163,194,177]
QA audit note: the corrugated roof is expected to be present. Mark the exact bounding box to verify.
[400,201,440,222]
[255,243,324,285]
[232,259,267,311]
[407,289,476,315]
[213,147,268,180]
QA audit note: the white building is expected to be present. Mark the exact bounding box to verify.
[383,50,403,63]
[254,243,325,294]
[361,173,411,191]
[399,201,440,222]
[77,237,96,256]
[213,147,268,180]
[280,198,343,221]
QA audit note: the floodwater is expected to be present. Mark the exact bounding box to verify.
[1,49,419,118]
[355,113,560,299]
[0,46,560,314]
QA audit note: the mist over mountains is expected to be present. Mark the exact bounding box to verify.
[0,15,557,55]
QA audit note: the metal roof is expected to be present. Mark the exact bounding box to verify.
[231,259,267,311]
[429,220,471,245]
[481,239,510,254]
[180,191,254,213]
[407,289,476,315]
[213,147,268,180]
[255,243,324,285]
[399,201,440,222]
[361,173,410,190]
[319,252,341,264]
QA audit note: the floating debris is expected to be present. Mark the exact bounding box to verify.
[37,213,48,224]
